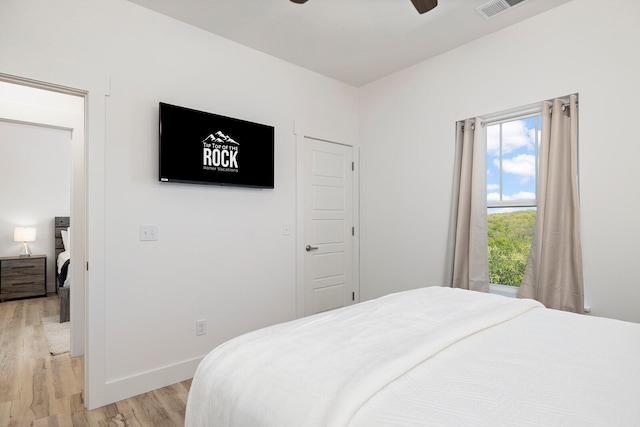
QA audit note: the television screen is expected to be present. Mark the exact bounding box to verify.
[159,102,274,188]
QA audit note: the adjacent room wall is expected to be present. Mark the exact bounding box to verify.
[359,0,640,323]
[0,120,70,291]
[0,0,359,407]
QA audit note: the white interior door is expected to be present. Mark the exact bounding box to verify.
[303,137,354,315]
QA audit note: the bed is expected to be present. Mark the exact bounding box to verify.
[54,216,70,322]
[185,286,640,426]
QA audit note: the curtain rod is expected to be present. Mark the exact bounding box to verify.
[461,97,579,132]
[466,101,578,130]
[462,95,579,129]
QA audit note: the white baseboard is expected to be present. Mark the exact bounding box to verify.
[104,356,203,406]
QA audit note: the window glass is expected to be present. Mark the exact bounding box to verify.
[486,114,540,286]
[487,207,536,286]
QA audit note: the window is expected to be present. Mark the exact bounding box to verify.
[486,112,541,287]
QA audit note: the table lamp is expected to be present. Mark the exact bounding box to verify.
[14,227,36,257]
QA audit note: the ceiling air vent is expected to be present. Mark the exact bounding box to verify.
[476,0,527,20]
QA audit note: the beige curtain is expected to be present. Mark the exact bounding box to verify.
[450,117,489,292]
[518,95,584,313]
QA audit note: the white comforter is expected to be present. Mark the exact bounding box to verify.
[186,287,558,426]
[350,304,640,426]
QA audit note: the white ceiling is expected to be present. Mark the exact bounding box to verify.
[127,0,573,87]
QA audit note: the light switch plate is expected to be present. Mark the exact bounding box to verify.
[139,225,158,241]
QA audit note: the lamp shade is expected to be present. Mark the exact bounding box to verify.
[14,227,36,242]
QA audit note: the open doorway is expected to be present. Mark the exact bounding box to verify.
[0,78,86,355]
[0,60,109,408]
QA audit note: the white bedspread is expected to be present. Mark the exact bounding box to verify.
[185,287,543,427]
[350,306,640,426]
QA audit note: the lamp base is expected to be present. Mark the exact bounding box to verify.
[18,242,32,257]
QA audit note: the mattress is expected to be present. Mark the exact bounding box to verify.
[185,286,640,426]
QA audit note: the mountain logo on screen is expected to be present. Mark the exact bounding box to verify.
[202,131,239,145]
[202,131,240,173]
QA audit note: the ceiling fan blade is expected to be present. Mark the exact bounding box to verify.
[411,0,438,14]
[290,0,436,14]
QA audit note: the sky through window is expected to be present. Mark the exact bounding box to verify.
[486,116,540,205]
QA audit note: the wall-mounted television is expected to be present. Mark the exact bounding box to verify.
[159,102,275,189]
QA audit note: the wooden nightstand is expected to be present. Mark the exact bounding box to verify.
[0,255,47,302]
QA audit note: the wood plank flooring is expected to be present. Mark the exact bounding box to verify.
[0,294,191,426]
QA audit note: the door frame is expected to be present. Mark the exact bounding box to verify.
[294,122,360,318]
[0,52,110,409]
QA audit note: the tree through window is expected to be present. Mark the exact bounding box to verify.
[486,113,540,286]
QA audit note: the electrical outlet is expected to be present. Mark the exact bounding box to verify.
[196,319,206,336]
[283,221,290,235]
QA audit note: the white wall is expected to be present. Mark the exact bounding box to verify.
[0,0,359,407]
[0,121,70,291]
[359,0,640,323]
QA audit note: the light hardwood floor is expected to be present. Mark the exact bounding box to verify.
[0,294,191,426]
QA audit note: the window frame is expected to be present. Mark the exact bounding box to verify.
[485,110,541,210]
[484,107,542,288]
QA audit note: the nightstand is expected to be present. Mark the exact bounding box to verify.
[0,255,47,302]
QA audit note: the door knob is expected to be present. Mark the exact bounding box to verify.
[305,245,318,252]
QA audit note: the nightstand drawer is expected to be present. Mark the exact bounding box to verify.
[1,258,45,278]
[0,256,47,301]
[1,278,44,296]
